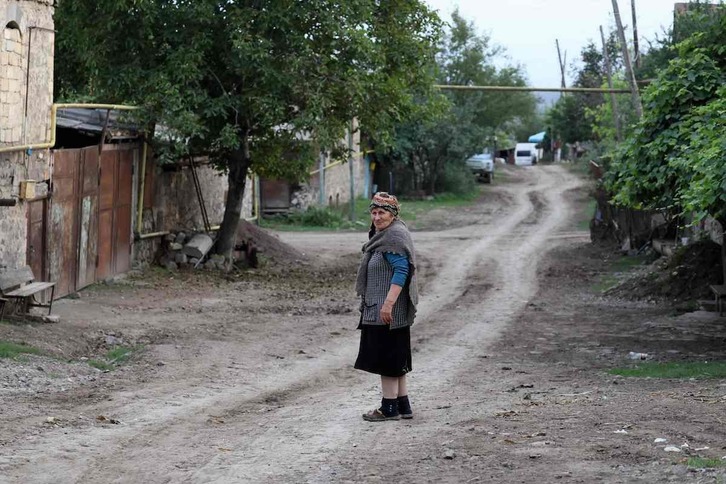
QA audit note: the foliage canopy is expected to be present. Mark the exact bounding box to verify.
[606,12,726,224]
[55,0,443,254]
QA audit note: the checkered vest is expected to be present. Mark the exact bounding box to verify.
[361,252,411,328]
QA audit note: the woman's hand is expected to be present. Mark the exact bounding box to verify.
[380,284,403,325]
[380,301,394,324]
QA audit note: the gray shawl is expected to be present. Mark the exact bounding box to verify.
[355,219,419,324]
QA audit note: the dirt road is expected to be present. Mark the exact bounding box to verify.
[3,164,725,483]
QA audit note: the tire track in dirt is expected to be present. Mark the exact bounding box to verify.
[3,166,584,483]
[184,166,584,483]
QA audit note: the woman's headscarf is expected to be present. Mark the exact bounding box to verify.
[369,192,400,217]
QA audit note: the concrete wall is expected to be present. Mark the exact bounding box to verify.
[0,0,54,271]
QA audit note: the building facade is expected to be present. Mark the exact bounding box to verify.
[0,0,55,272]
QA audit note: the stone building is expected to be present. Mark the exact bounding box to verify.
[0,0,55,272]
[261,123,372,215]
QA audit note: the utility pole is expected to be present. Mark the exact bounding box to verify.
[612,0,643,118]
[348,119,356,222]
[600,25,622,142]
[631,0,641,69]
[555,39,567,89]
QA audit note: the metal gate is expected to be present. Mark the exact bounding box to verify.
[44,144,135,298]
[97,146,133,280]
[48,146,100,298]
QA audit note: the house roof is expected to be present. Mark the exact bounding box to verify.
[56,108,142,140]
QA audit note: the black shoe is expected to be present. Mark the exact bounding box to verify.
[362,398,400,422]
[397,395,413,419]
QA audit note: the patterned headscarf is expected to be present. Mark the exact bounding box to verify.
[369,192,400,217]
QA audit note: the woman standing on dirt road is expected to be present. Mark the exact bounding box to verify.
[354,192,419,422]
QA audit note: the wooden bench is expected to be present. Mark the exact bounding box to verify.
[0,266,56,321]
[710,285,726,316]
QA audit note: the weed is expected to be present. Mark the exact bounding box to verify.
[88,359,114,371]
[0,341,43,359]
[106,346,137,364]
[87,345,143,372]
[687,457,726,469]
[610,361,726,379]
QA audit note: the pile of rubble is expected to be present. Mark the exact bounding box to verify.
[159,231,226,271]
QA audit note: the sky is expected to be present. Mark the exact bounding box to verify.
[424,0,677,90]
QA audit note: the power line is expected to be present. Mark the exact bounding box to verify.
[434,85,632,94]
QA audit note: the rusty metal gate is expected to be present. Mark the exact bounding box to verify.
[44,144,135,298]
[48,146,100,298]
[97,146,133,280]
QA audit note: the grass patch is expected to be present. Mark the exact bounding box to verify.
[610,361,726,379]
[592,253,653,294]
[0,340,43,359]
[263,191,482,231]
[562,159,592,177]
[687,457,726,469]
[88,345,142,371]
[261,206,364,231]
[577,198,597,231]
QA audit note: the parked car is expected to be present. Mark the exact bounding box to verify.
[514,142,538,166]
[465,153,494,183]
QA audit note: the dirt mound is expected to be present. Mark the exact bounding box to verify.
[608,240,723,303]
[236,220,309,267]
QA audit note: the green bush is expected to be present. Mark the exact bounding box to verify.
[436,164,478,196]
[268,206,349,229]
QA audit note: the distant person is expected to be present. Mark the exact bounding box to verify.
[354,192,419,421]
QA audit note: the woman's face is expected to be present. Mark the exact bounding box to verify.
[370,207,395,232]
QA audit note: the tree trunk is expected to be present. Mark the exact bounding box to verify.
[216,140,251,259]
[720,218,726,285]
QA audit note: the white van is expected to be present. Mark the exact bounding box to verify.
[514,143,538,166]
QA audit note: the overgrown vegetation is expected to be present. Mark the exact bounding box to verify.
[0,341,43,359]
[610,361,726,379]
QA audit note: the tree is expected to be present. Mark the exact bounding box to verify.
[55,0,442,258]
[606,11,726,280]
[637,1,725,80]
[378,9,537,195]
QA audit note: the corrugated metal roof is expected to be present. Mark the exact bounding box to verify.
[56,108,141,139]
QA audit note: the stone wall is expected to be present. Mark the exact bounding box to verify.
[0,0,54,271]
[134,159,254,266]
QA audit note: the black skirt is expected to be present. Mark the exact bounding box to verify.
[354,324,412,377]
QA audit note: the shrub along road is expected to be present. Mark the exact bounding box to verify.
[1,165,726,482]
